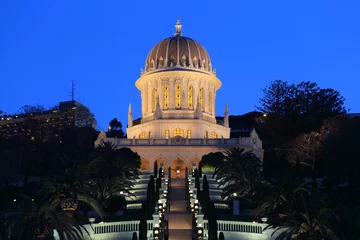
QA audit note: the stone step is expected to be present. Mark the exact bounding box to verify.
[168,229,193,240]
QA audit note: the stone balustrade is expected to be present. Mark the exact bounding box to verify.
[202,219,270,240]
[103,137,257,148]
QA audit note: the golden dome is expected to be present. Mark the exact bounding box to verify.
[143,19,214,76]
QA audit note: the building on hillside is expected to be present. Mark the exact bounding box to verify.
[0,100,96,139]
[95,20,263,177]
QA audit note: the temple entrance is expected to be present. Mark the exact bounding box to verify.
[171,158,186,178]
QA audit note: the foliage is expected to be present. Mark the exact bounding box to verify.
[146,176,155,218]
[43,160,103,218]
[139,202,147,240]
[18,104,46,114]
[0,194,89,240]
[201,152,224,170]
[219,232,225,240]
[88,142,140,212]
[74,104,96,128]
[108,118,125,138]
[200,164,215,172]
[212,148,264,202]
[260,189,338,240]
[154,161,158,178]
[256,80,347,149]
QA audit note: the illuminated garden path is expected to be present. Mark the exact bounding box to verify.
[166,178,192,240]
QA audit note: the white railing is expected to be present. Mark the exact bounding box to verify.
[203,219,267,235]
[216,220,265,234]
[126,203,142,210]
[93,221,140,234]
[214,203,229,209]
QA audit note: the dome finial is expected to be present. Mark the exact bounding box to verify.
[174,17,182,36]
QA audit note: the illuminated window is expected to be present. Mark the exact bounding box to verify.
[173,127,184,137]
[144,91,148,113]
[176,84,181,108]
[165,129,170,139]
[210,131,217,139]
[149,131,152,139]
[200,88,204,110]
[204,131,208,138]
[163,85,169,109]
[153,88,158,111]
[188,85,194,109]
[209,90,213,113]
[139,132,146,139]
[187,129,191,139]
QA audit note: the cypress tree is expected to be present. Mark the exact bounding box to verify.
[202,174,210,213]
[199,163,202,178]
[139,202,147,240]
[146,175,155,218]
[156,176,161,203]
[208,202,218,240]
[154,162,158,178]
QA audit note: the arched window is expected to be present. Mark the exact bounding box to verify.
[139,132,146,139]
[204,131,208,138]
[188,85,194,109]
[211,131,217,139]
[199,88,204,111]
[165,129,170,139]
[173,127,184,137]
[144,91,148,113]
[187,129,191,139]
[175,84,181,108]
[163,85,169,110]
[209,90,213,113]
[152,88,157,111]
[149,131,152,139]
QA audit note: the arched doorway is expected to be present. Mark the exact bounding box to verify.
[171,158,186,178]
[141,158,151,170]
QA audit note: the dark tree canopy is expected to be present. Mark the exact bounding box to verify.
[256,80,347,149]
[108,118,125,138]
[18,104,46,114]
[257,80,346,118]
[75,105,96,128]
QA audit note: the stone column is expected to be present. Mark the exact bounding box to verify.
[148,82,152,113]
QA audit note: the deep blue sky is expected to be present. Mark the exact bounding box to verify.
[1,0,359,130]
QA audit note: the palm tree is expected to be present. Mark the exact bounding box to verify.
[43,161,103,218]
[213,148,264,201]
[89,142,141,196]
[0,194,89,240]
[258,187,338,240]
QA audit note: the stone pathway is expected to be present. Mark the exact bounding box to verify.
[166,178,192,240]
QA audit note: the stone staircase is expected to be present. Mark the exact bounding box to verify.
[166,178,192,240]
